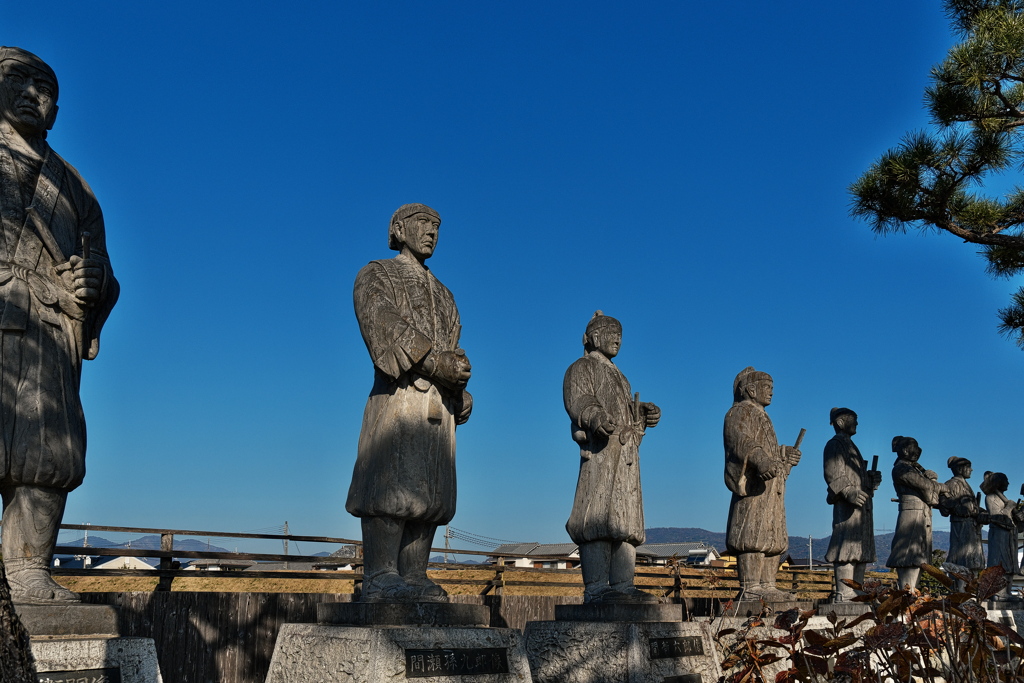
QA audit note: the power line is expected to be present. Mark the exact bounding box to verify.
[446,527,531,547]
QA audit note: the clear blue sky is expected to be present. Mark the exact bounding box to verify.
[7,1,1022,554]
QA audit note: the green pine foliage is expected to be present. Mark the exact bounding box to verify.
[851,0,1024,347]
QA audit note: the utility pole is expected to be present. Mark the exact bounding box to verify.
[444,525,451,564]
[284,521,289,570]
[808,535,812,570]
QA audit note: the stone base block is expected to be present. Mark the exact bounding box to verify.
[524,620,720,683]
[265,624,531,683]
[985,608,1024,633]
[15,603,120,636]
[554,602,682,623]
[318,601,490,627]
[31,636,162,683]
[717,599,813,618]
[816,601,873,617]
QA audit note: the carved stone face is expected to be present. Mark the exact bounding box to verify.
[840,415,858,436]
[901,441,922,463]
[0,61,57,137]
[396,212,440,261]
[747,378,773,407]
[590,328,621,359]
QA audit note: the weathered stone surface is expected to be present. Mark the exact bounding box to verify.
[265,624,530,683]
[723,367,802,601]
[0,47,119,604]
[554,602,681,623]
[563,312,661,604]
[347,204,471,604]
[318,601,489,627]
[31,636,161,683]
[524,620,720,683]
[823,407,881,601]
[887,436,946,590]
[15,603,119,636]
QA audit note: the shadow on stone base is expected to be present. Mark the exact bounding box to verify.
[266,624,530,683]
[318,601,490,627]
[14,603,120,636]
[554,602,682,623]
[524,620,721,683]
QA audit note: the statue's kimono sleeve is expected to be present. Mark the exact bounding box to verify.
[824,437,860,503]
[563,357,607,436]
[353,262,432,380]
[893,462,943,506]
[724,403,782,492]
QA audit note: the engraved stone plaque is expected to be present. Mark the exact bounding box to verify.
[405,648,509,677]
[649,636,704,659]
[37,668,121,683]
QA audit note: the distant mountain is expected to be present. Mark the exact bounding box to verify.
[59,535,230,554]
[645,527,951,568]
[431,555,481,564]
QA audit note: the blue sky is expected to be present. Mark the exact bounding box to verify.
[7,1,1022,555]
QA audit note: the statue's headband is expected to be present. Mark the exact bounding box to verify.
[733,366,771,394]
[388,203,440,250]
[0,47,58,96]
[391,203,439,225]
[585,310,621,336]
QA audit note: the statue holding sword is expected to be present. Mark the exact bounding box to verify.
[0,47,118,603]
[723,367,803,602]
[823,407,881,602]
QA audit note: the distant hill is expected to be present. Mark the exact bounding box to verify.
[59,535,230,554]
[645,527,950,568]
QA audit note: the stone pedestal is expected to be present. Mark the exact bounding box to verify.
[265,624,531,683]
[524,620,720,683]
[31,636,162,683]
[716,598,813,618]
[16,603,162,682]
[816,601,873,618]
[318,601,489,627]
[15,603,120,636]
[554,602,681,623]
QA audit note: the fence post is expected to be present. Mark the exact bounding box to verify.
[155,532,174,592]
[673,564,682,601]
[493,559,505,597]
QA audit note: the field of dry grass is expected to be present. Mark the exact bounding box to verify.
[53,565,846,598]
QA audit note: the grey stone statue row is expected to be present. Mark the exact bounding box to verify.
[826,411,1022,602]
[345,198,663,605]
[0,46,1016,612]
[728,373,1023,605]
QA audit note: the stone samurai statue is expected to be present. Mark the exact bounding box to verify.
[347,204,472,602]
[563,311,661,603]
[0,48,118,603]
[980,471,1023,602]
[938,457,987,591]
[723,367,802,601]
[822,407,880,602]
[887,436,945,590]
